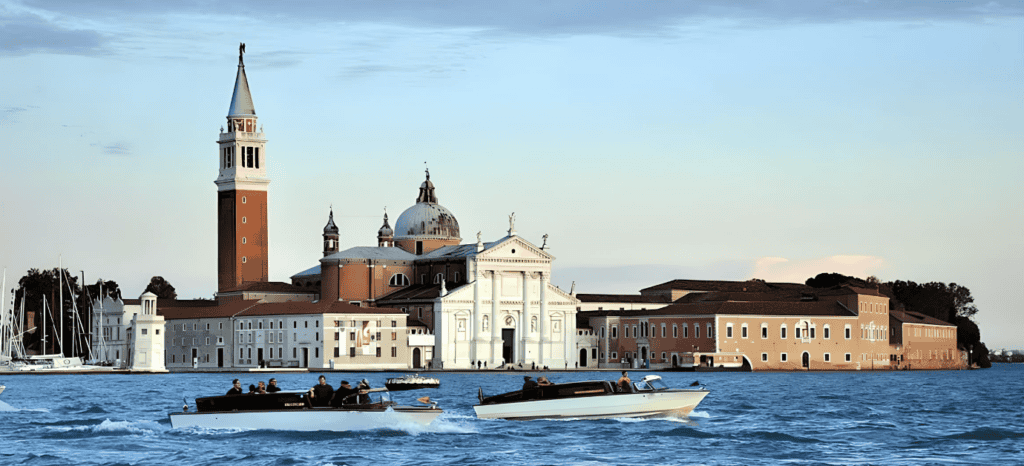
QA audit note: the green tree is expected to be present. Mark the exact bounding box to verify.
[144,276,177,300]
[16,268,85,356]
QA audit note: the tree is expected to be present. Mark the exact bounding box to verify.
[15,268,86,356]
[805,272,856,288]
[144,276,177,300]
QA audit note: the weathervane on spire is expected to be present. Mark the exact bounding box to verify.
[239,42,246,64]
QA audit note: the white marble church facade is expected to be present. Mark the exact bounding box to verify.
[432,231,579,369]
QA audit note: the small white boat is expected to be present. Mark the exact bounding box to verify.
[0,385,5,396]
[474,375,709,420]
[385,374,440,391]
[169,389,443,431]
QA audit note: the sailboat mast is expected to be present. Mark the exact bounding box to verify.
[59,257,64,357]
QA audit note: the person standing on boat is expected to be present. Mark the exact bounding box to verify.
[617,371,632,392]
[266,378,281,393]
[226,379,243,395]
[307,375,334,407]
[356,379,372,404]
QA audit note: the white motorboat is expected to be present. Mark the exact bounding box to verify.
[0,385,5,396]
[385,374,440,391]
[169,388,443,431]
[474,375,709,420]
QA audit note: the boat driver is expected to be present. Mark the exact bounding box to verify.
[226,379,243,395]
[266,378,281,393]
[307,375,334,407]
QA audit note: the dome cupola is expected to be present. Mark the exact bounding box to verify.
[394,169,461,255]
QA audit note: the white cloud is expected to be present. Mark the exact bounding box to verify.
[751,255,886,284]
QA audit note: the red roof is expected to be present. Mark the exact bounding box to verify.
[219,281,312,294]
[576,294,673,304]
[890,309,955,327]
[160,300,404,320]
[584,299,857,318]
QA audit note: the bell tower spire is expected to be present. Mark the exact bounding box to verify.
[216,43,270,292]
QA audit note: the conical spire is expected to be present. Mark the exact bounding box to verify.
[228,43,256,117]
[324,207,339,235]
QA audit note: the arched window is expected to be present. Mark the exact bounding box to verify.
[434,273,444,284]
[389,273,410,286]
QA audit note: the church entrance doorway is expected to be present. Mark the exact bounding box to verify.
[671,354,678,367]
[413,348,422,369]
[579,348,588,367]
[640,347,648,363]
[501,329,515,365]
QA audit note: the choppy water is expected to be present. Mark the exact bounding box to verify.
[1,365,1022,465]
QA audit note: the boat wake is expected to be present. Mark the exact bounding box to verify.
[0,400,49,412]
[49,419,168,436]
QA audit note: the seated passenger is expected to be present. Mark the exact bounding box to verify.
[537,376,553,386]
[266,378,281,393]
[307,375,334,407]
[226,379,243,395]
[617,371,632,393]
[522,376,539,391]
[332,380,357,406]
[356,379,372,405]
[254,381,268,394]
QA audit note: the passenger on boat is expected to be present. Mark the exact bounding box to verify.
[254,381,268,394]
[307,375,334,407]
[332,380,357,406]
[226,379,243,395]
[266,378,281,393]
[617,371,632,393]
[522,376,539,391]
[537,376,553,386]
[356,379,371,404]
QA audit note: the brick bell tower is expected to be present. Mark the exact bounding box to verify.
[215,43,269,292]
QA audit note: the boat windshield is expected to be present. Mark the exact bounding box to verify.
[648,379,669,390]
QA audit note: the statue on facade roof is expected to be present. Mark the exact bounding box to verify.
[508,212,516,235]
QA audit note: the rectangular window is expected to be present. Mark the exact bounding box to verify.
[761,353,768,362]
[335,332,340,341]
[824,353,831,362]
[350,332,355,340]
[391,347,397,357]
[376,347,382,358]
[392,320,397,327]
[695,324,700,339]
[392,332,397,341]
[781,327,787,339]
[845,353,851,362]
[334,347,340,357]
[810,327,816,339]
[781,353,788,362]
[350,347,356,357]
[661,324,666,338]
[845,326,852,339]
[673,325,678,338]
[293,348,297,358]
[707,323,713,338]
[315,348,319,358]
[824,327,830,339]
[683,325,688,338]
[742,325,748,339]
[726,325,733,338]
[142,328,147,335]
[795,327,802,339]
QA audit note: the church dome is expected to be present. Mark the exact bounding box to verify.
[394,170,460,241]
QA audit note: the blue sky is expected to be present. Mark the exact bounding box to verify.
[1,1,1021,349]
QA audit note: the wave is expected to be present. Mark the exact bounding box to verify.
[44,419,168,437]
[942,427,1024,441]
[742,430,822,444]
[0,400,50,412]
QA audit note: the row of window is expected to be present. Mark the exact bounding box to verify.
[333,346,398,358]
[760,352,853,363]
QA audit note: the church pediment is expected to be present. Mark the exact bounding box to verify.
[478,236,553,262]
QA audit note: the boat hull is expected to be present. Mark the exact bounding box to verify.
[169,407,443,431]
[474,389,709,420]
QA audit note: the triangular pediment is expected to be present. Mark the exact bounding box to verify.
[478,236,553,262]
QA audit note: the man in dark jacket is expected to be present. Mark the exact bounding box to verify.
[266,378,281,393]
[307,375,334,407]
[226,379,243,395]
[332,380,357,406]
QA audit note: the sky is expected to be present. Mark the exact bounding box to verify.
[1,1,1021,349]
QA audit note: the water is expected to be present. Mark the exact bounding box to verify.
[1,365,1022,465]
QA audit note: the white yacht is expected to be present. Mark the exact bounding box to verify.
[474,375,709,420]
[169,388,443,431]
